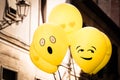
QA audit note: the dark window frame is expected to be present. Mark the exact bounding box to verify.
[0,66,18,80]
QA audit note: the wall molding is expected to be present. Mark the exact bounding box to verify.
[0,32,29,51]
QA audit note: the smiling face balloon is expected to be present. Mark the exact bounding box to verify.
[69,27,112,74]
[30,23,68,73]
[48,3,83,34]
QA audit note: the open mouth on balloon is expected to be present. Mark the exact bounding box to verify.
[80,57,92,60]
[47,46,53,54]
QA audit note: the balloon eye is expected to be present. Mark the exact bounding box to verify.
[78,49,84,53]
[40,38,45,46]
[91,50,94,53]
[50,36,56,43]
[87,49,94,53]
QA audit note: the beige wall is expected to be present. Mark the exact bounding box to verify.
[0,40,34,80]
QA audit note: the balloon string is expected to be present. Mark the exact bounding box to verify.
[71,57,77,80]
[69,46,77,80]
[53,73,56,80]
[58,70,62,80]
[59,64,70,70]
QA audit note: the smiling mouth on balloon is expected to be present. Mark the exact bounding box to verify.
[80,57,92,60]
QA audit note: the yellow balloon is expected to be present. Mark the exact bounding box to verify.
[91,32,112,74]
[30,23,68,73]
[30,43,57,73]
[69,27,112,74]
[48,3,83,34]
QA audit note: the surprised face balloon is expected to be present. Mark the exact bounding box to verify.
[30,23,68,73]
[69,27,112,74]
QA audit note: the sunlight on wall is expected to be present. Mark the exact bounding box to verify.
[8,0,16,10]
[29,0,39,44]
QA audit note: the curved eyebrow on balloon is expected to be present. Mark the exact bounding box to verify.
[76,46,80,50]
[91,46,96,50]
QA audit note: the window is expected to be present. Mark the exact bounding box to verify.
[1,67,17,80]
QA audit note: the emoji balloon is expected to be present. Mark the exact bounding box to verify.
[69,27,112,74]
[30,23,68,73]
[48,3,83,34]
